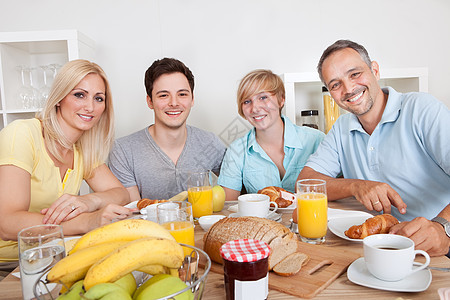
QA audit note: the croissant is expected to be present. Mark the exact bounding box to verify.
[136,198,169,210]
[258,186,293,208]
[344,214,399,239]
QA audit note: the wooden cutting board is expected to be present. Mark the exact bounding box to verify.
[205,241,360,299]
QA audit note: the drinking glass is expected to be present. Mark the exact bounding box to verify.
[18,224,65,300]
[38,65,51,108]
[27,67,40,109]
[296,179,328,244]
[157,201,195,256]
[16,65,33,109]
[187,171,213,219]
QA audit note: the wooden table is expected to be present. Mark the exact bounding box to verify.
[1,198,449,299]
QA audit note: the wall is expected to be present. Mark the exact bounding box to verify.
[1,0,449,143]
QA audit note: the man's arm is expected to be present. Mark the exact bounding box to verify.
[299,166,406,214]
[126,186,142,202]
[222,186,241,202]
[390,205,450,256]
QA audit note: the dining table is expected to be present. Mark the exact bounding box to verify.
[0,197,448,299]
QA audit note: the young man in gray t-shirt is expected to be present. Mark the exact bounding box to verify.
[109,58,225,201]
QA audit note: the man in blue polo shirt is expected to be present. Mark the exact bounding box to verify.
[299,40,450,257]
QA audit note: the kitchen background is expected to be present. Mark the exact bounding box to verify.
[0,0,449,143]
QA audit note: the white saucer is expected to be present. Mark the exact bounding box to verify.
[347,257,432,292]
[229,211,282,222]
[328,215,372,242]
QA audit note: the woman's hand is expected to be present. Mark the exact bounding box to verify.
[41,193,100,225]
[87,204,134,230]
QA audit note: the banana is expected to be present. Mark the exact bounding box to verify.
[169,191,188,202]
[83,237,184,290]
[47,241,129,284]
[83,283,123,299]
[69,219,174,254]
[136,264,168,275]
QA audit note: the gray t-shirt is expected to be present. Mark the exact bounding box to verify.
[108,125,226,199]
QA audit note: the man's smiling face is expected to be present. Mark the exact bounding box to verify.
[322,48,381,117]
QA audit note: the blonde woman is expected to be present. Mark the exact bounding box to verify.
[0,60,130,263]
[218,69,325,201]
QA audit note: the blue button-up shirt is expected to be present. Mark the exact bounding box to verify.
[306,87,450,221]
[218,116,325,194]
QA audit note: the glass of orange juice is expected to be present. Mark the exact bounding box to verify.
[157,201,195,256]
[296,179,328,244]
[187,171,213,219]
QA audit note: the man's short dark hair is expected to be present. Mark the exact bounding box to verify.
[317,40,372,84]
[144,58,195,98]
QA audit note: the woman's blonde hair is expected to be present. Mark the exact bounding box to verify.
[37,59,115,179]
[237,69,285,118]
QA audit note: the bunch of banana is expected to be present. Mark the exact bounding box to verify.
[48,241,130,286]
[83,237,184,290]
[69,219,175,254]
[47,219,183,292]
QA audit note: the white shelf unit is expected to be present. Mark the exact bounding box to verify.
[282,68,428,131]
[0,30,95,129]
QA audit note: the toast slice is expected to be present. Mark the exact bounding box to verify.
[272,252,309,276]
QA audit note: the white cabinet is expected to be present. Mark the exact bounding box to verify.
[282,68,428,131]
[0,30,95,129]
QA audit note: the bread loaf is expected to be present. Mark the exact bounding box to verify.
[344,214,399,239]
[203,216,293,265]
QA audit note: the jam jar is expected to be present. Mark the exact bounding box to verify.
[220,239,271,300]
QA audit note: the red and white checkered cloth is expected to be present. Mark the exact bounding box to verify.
[220,239,270,262]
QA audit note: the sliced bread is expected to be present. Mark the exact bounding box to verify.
[272,252,310,276]
[268,232,298,270]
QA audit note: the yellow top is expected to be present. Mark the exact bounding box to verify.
[0,118,83,261]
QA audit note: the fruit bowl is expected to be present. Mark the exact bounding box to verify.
[33,244,211,299]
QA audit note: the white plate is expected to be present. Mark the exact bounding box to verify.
[124,200,138,209]
[276,201,296,212]
[229,212,282,222]
[328,215,372,242]
[347,257,432,292]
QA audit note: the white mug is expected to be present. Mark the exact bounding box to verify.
[238,194,278,218]
[363,234,430,281]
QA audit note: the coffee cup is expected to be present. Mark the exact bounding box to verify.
[363,234,430,281]
[238,194,278,218]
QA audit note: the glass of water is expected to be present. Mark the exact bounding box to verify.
[18,224,65,300]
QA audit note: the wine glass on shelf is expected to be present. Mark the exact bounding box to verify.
[16,65,33,109]
[39,65,51,108]
[28,67,40,109]
[49,63,62,80]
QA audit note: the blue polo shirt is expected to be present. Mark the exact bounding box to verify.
[218,116,325,194]
[306,87,450,221]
